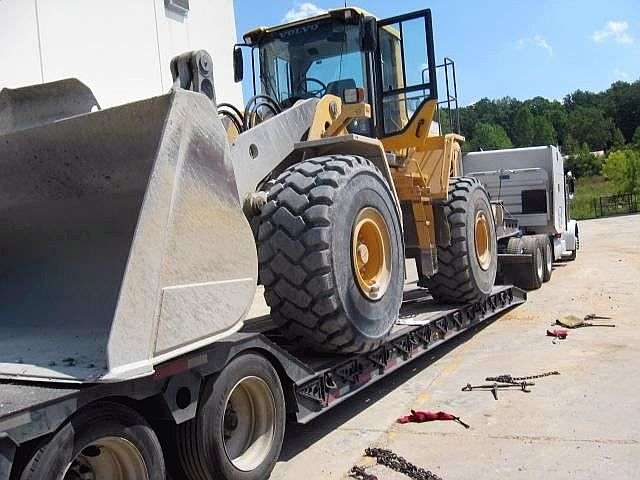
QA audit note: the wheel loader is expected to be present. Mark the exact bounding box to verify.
[0,7,496,386]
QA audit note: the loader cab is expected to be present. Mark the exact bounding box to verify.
[237,7,458,138]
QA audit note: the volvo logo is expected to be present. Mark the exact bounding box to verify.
[278,23,320,39]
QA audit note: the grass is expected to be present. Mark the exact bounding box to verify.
[571,175,619,220]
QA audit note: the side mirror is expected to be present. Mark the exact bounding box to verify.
[362,17,377,52]
[567,172,576,198]
[233,46,244,83]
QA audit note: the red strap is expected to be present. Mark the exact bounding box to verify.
[397,410,458,424]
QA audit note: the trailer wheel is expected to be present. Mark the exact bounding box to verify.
[421,177,497,304]
[511,236,543,290]
[537,235,553,282]
[257,155,404,353]
[19,402,164,480]
[177,353,285,480]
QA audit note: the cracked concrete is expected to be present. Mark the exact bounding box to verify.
[270,214,640,479]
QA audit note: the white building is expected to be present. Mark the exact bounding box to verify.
[0,0,243,108]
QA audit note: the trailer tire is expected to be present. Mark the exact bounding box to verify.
[177,353,285,480]
[536,235,553,282]
[421,177,497,304]
[19,402,165,480]
[257,155,404,353]
[512,236,544,290]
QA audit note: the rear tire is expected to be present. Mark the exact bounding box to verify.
[19,402,165,480]
[536,235,553,282]
[511,236,543,290]
[257,155,404,353]
[421,177,497,304]
[177,353,285,480]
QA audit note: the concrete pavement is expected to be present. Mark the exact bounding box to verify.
[271,214,640,479]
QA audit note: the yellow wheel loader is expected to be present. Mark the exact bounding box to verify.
[230,7,498,353]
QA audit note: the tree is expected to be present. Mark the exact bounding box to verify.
[633,127,640,149]
[603,148,640,193]
[566,106,614,151]
[512,106,535,147]
[565,143,602,177]
[532,116,557,146]
[611,127,626,150]
[469,123,513,151]
[563,133,579,155]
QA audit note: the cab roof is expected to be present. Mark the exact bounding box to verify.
[242,6,375,45]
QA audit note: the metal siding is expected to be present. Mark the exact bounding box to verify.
[0,0,243,108]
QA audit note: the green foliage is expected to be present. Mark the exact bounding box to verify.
[565,143,602,178]
[602,148,640,194]
[460,79,639,154]
[532,115,557,146]
[566,106,613,151]
[511,106,535,147]
[571,176,618,220]
[633,127,640,148]
[563,133,579,155]
[468,123,513,151]
[611,128,626,150]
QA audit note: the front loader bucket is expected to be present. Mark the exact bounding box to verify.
[0,81,257,382]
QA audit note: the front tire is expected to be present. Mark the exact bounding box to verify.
[421,177,497,304]
[177,353,285,480]
[257,155,404,353]
[20,402,165,480]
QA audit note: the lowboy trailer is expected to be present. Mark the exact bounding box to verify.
[1,285,524,480]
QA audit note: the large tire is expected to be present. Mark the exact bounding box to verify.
[536,235,553,282]
[421,177,497,304]
[257,155,404,353]
[177,353,286,480]
[20,402,165,480]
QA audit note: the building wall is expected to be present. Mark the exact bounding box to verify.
[0,0,242,108]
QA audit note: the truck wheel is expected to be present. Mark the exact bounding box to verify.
[257,155,404,353]
[20,402,165,480]
[177,353,285,480]
[536,235,553,282]
[421,177,497,304]
[567,226,578,261]
[512,236,543,290]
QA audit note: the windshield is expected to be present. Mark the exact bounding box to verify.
[258,20,368,107]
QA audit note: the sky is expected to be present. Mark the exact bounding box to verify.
[233,0,640,106]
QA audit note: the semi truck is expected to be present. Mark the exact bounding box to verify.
[0,7,532,480]
[464,146,579,290]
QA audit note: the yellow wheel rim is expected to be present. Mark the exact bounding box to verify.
[352,207,392,300]
[474,211,492,271]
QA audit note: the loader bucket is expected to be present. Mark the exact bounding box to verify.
[0,81,257,382]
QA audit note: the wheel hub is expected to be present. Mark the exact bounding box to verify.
[352,207,392,300]
[222,376,276,472]
[63,437,149,480]
[474,211,492,271]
